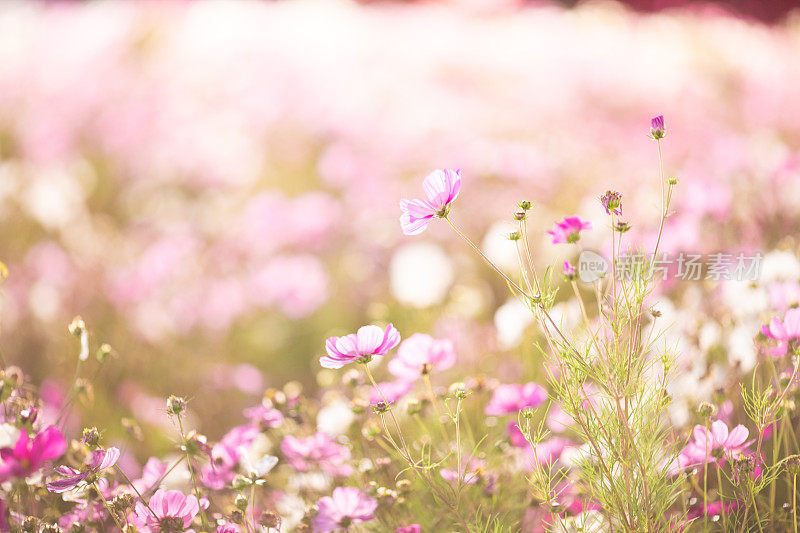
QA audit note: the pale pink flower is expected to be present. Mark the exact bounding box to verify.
[321,324,401,369]
[546,216,592,244]
[399,169,462,235]
[280,432,352,477]
[387,333,456,380]
[650,114,666,139]
[440,456,486,484]
[396,525,421,533]
[48,447,120,493]
[133,489,200,532]
[312,487,377,532]
[485,383,547,416]
[761,308,800,356]
[681,420,751,466]
[369,380,413,406]
[243,404,284,430]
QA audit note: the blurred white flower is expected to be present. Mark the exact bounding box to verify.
[760,250,800,283]
[494,298,533,349]
[316,398,354,436]
[481,221,518,272]
[390,242,454,308]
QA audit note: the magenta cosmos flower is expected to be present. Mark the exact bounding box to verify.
[761,307,800,357]
[312,487,377,532]
[395,525,421,533]
[133,489,200,532]
[0,426,66,481]
[547,216,592,244]
[281,432,352,477]
[369,380,413,406]
[399,168,462,235]
[485,382,547,416]
[682,420,750,466]
[321,324,400,369]
[388,333,456,380]
[47,447,120,493]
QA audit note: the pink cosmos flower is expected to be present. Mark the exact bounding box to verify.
[562,261,577,281]
[546,216,592,244]
[387,333,456,380]
[0,426,66,481]
[761,308,800,356]
[369,380,413,406]
[440,456,486,484]
[133,489,200,532]
[47,447,120,493]
[133,457,169,494]
[243,404,284,430]
[681,420,751,467]
[485,382,547,416]
[396,526,421,533]
[321,324,401,369]
[399,168,462,235]
[280,432,353,477]
[312,487,377,532]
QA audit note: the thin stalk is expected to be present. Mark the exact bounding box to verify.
[177,416,210,530]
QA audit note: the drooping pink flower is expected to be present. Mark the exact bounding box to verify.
[0,426,66,481]
[681,420,751,467]
[312,487,377,532]
[281,432,352,477]
[599,190,622,216]
[133,489,200,532]
[48,447,120,493]
[321,324,401,369]
[387,333,456,380]
[399,168,462,235]
[369,380,413,406]
[395,525,421,533]
[761,308,800,356]
[546,216,592,244]
[485,383,547,416]
[440,456,487,484]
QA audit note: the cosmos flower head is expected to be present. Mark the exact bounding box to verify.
[547,216,592,244]
[388,333,456,380]
[312,487,377,532]
[0,426,66,482]
[47,447,120,493]
[399,168,462,235]
[485,382,547,416]
[321,324,401,369]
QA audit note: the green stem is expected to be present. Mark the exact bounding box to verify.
[177,416,210,530]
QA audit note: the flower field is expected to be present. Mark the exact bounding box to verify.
[1,0,800,531]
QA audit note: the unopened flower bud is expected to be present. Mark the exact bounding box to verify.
[3,366,23,389]
[449,382,470,399]
[166,395,186,416]
[697,402,716,418]
[96,344,113,363]
[230,509,245,524]
[420,363,432,376]
[259,510,281,529]
[19,406,38,425]
[235,494,248,511]
[68,316,86,337]
[232,474,251,490]
[518,200,532,211]
[82,427,100,448]
[668,177,679,186]
[373,401,391,414]
[21,517,37,532]
[520,408,534,420]
[362,421,381,440]
[507,231,521,241]
[41,524,61,533]
[650,115,666,139]
[184,430,211,457]
[112,493,135,512]
[614,221,631,233]
[514,210,526,221]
